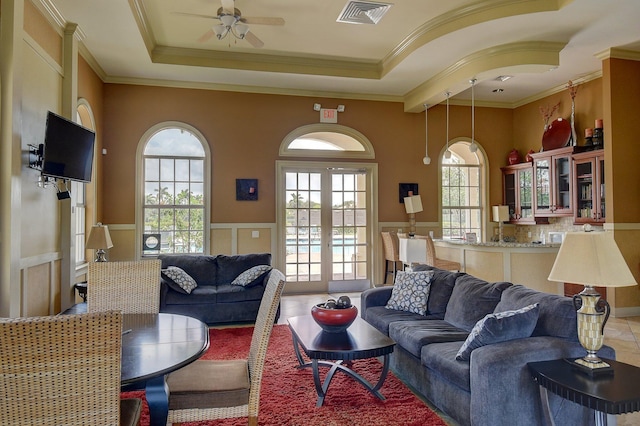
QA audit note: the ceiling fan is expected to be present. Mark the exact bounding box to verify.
[175,0,285,48]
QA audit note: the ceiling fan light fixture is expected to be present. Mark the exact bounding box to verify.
[220,14,237,27]
[234,23,250,38]
[213,25,228,39]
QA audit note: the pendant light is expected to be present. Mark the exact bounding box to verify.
[423,103,431,165]
[444,92,452,159]
[469,79,478,153]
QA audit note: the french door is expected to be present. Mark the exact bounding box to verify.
[277,161,376,293]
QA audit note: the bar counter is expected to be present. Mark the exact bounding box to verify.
[433,239,562,295]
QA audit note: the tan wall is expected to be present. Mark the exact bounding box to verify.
[513,78,604,155]
[100,85,515,228]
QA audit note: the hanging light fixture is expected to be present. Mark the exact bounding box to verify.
[469,78,478,153]
[444,92,452,159]
[423,103,431,165]
[212,13,250,42]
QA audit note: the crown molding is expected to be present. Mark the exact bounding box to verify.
[596,48,640,62]
[511,69,602,108]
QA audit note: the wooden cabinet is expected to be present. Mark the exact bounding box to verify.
[502,163,536,224]
[573,149,605,224]
[531,147,573,217]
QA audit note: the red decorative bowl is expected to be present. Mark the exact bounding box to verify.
[311,304,358,333]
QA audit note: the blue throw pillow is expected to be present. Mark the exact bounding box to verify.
[385,271,434,315]
[455,303,540,361]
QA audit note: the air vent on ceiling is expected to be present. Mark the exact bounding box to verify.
[337,1,392,25]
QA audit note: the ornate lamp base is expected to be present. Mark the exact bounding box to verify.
[94,249,108,262]
[570,285,613,376]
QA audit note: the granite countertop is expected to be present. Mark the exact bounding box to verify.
[435,239,561,248]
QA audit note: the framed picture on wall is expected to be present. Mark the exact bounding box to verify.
[236,179,258,201]
[399,183,418,203]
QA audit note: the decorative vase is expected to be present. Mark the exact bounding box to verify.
[507,149,521,165]
[525,149,535,162]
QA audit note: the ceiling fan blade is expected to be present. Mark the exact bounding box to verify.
[197,29,215,43]
[241,17,285,26]
[172,11,219,20]
[244,31,264,48]
[220,0,235,15]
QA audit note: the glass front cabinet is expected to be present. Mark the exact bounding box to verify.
[501,163,535,224]
[530,147,573,217]
[573,149,605,224]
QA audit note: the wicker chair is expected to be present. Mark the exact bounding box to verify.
[0,311,141,426]
[422,235,461,271]
[88,259,161,314]
[381,231,402,284]
[166,269,286,426]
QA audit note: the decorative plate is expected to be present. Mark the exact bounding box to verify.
[542,118,571,151]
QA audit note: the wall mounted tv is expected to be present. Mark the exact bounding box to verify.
[41,111,96,183]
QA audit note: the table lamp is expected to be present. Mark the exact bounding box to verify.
[404,195,423,237]
[86,222,113,262]
[548,230,637,375]
[492,205,509,242]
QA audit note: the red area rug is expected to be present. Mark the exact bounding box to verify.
[122,325,447,426]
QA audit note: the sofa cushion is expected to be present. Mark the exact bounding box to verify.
[411,265,462,316]
[158,254,219,286]
[455,303,539,361]
[444,275,512,332]
[421,341,470,392]
[216,253,272,285]
[364,306,444,335]
[385,271,434,315]
[162,266,198,294]
[231,265,272,287]
[389,320,469,358]
[495,285,579,341]
[164,285,218,305]
[216,283,269,303]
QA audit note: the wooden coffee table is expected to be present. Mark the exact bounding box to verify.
[287,315,395,406]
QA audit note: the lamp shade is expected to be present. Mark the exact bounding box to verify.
[404,195,423,214]
[548,231,637,288]
[492,205,509,222]
[86,223,113,250]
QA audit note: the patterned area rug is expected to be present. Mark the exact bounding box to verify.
[122,324,447,426]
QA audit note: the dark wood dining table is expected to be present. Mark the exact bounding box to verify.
[121,313,210,426]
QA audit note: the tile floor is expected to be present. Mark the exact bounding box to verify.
[276,292,640,426]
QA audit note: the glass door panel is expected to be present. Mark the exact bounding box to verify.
[554,156,571,211]
[282,167,371,290]
[535,159,551,213]
[519,168,533,220]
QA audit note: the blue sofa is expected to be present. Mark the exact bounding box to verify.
[361,265,615,426]
[158,253,278,325]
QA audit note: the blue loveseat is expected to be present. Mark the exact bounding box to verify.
[361,265,615,426]
[158,253,279,325]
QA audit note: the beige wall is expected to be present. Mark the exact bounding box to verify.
[100,85,515,227]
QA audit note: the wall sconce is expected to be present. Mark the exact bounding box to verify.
[313,103,321,111]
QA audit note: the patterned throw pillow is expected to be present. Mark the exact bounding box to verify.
[455,303,540,361]
[231,265,272,287]
[385,271,435,315]
[162,266,198,294]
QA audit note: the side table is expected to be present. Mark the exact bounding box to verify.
[74,281,88,302]
[528,358,640,426]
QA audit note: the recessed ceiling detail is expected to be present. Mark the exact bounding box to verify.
[337,1,392,25]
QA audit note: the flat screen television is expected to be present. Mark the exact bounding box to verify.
[41,111,96,183]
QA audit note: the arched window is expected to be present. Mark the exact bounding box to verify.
[73,100,96,265]
[137,123,210,256]
[441,139,487,241]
